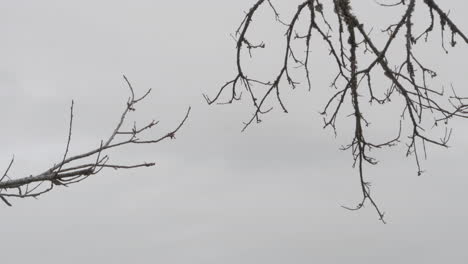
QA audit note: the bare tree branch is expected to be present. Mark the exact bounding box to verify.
[207,0,467,222]
[0,76,191,204]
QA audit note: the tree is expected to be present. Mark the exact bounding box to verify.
[204,0,467,223]
[0,76,190,206]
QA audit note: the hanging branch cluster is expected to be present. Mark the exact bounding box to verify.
[0,76,190,206]
[205,0,468,222]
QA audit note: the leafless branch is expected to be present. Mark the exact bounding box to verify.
[207,0,467,222]
[0,76,191,204]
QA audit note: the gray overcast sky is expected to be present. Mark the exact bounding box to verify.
[1,0,468,263]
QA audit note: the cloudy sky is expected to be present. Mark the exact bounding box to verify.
[1,0,468,263]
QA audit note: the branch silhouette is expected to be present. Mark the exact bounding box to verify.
[0,76,190,205]
[206,0,467,223]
